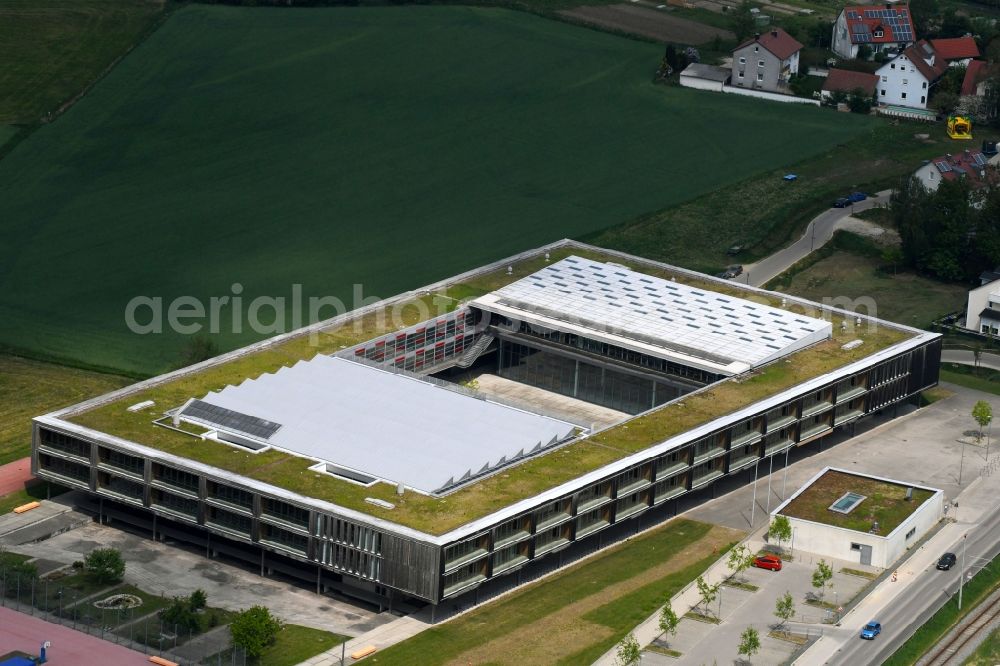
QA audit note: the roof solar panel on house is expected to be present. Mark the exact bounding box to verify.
[472,257,831,375]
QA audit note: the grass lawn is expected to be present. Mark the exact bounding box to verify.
[0,481,68,515]
[779,469,934,534]
[0,4,877,376]
[885,552,1000,666]
[766,232,966,329]
[253,624,349,666]
[0,0,166,124]
[0,355,130,465]
[589,125,945,275]
[372,519,740,665]
[940,364,1000,396]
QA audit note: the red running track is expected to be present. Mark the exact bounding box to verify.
[0,606,149,665]
[0,457,34,497]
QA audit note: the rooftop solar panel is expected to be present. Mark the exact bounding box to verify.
[180,399,282,440]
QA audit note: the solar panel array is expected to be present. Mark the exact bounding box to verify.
[846,7,912,43]
[935,160,952,173]
[180,399,282,440]
[973,152,988,167]
[482,257,831,369]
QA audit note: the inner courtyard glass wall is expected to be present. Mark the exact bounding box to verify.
[497,339,711,414]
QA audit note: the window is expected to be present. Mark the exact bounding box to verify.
[905,527,916,539]
[757,72,764,82]
[881,75,887,82]
[739,56,746,64]
[738,70,745,79]
[902,79,908,85]
[984,325,991,333]
[880,89,886,96]
[891,63,895,69]
[754,46,759,52]
[758,60,765,67]
[874,30,883,38]
[920,95,925,104]
[901,92,907,99]
[922,81,927,89]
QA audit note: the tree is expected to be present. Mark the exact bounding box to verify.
[160,597,200,633]
[84,548,125,584]
[727,544,755,582]
[731,1,757,43]
[616,632,641,666]
[973,400,993,443]
[696,575,720,616]
[812,559,833,599]
[189,588,207,612]
[931,90,959,115]
[857,44,873,60]
[659,603,680,644]
[774,591,795,628]
[176,334,219,368]
[230,606,283,658]
[738,627,761,662]
[769,515,792,554]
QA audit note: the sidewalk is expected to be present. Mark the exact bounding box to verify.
[297,612,431,665]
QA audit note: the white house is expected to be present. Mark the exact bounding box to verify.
[832,4,915,60]
[965,273,1000,334]
[875,40,947,109]
[914,150,993,193]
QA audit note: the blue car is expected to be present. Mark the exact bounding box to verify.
[848,191,868,203]
[860,621,882,640]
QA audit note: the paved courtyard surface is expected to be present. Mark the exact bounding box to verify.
[0,605,148,665]
[470,372,628,429]
[8,522,391,640]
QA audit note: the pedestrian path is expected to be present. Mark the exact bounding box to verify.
[0,456,33,495]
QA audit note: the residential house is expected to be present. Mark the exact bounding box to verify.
[832,4,915,60]
[930,36,980,67]
[914,149,994,192]
[961,60,997,122]
[731,28,803,93]
[821,68,879,101]
[875,40,947,108]
[965,272,1000,334]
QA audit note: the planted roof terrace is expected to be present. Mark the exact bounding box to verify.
[56,241,918,536]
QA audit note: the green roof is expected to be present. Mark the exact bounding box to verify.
[779,469,935,534]
[63,243,914,535]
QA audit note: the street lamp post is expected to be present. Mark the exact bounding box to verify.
[782,447,790,500]
[750,459,759,528]
[959,438,967,486]
[765,453,775,515]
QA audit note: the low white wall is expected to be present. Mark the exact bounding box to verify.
[722,85,820,106]
[679,75,725,93]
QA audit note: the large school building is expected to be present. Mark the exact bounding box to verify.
[32,241,940,612]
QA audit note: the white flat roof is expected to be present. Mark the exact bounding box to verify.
[472,256,832,375]
[176,356,577,495]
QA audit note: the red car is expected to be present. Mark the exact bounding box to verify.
[752,554,782,571]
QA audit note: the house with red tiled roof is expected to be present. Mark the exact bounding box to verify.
[960,60,998,123]
[730,28,803,93]
[875,40,948,109]
[915,150,996,194]
[962,60,990,97]
[821,68,879,100]
[930,36,980,67]
[832,4,915,60]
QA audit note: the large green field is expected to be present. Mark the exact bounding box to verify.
[0,1,165,125]
[0,5,875,376]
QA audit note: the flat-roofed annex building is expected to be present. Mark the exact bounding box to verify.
[32,242,941,611]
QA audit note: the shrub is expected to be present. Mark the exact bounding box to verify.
[83,548,125,584]
[189,588,207,612]
[160,597,200,633]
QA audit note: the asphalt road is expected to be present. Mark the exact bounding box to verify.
[742,190,892,288]
[942,349,1000,372]
[826,500,1000,665]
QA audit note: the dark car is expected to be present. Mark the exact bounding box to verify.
[936,552,957,570]
[752,554,782,571]
[860,621,882,640]
[848,191,868,203]
[832,197,851,208]
[722,264,743,279]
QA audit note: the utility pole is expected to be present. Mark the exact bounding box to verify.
[750,459,759,528]
[765,454,775,515]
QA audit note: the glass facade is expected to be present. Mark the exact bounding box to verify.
[498,340,692,414]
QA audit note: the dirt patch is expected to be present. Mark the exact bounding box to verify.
[559,4,734,44]
[443,524,741,666]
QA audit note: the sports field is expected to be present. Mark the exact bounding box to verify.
[0,5,875,375]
